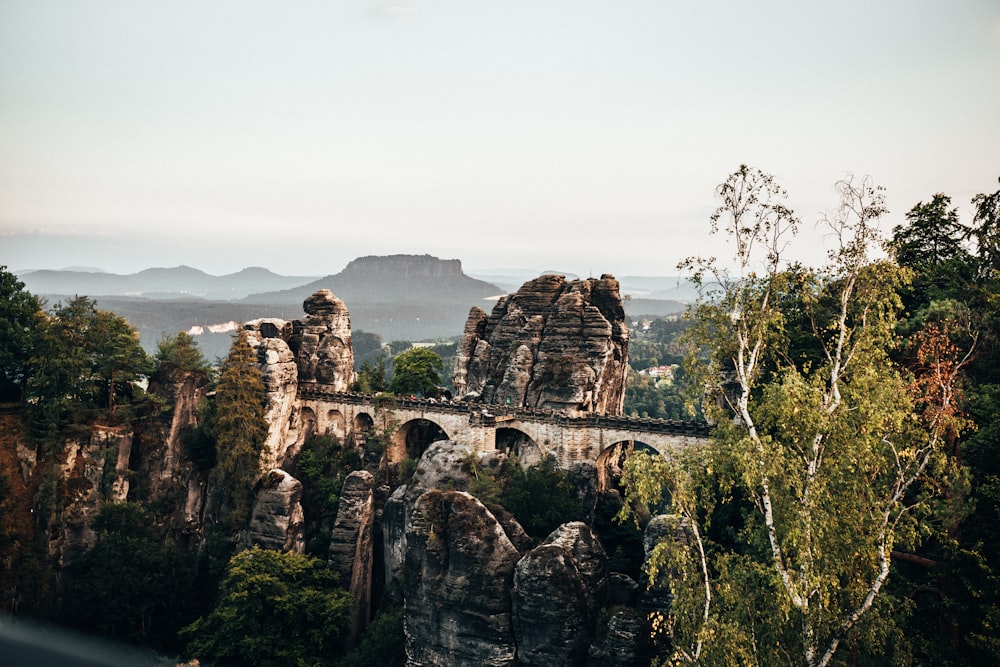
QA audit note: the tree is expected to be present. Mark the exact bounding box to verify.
[351,357,386,393]
[209,330,269,530]
[61,503,199,652]
[0,266,42,401]
[25,296,151,439]
[637,166,971,666]
[970,176,1000,273]
[88,309,152,419]
[388,346,443,397]
[155,330,211,375]
[890,194,970,271]
[181,546,351,667]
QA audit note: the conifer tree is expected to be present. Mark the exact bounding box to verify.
[209,329,268,531]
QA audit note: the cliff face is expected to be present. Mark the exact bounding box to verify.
[452,274,629,415]
[405,489,522,666]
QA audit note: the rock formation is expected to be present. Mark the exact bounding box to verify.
[405,490,521,666]
[452,274,629,415]
[244,319,299,469]
[328,470,376,646]
[382,441,531,587]
[639,514,683,617]
[586,609,650,666]
[241,469,305,553]
[286,289,354,389]
[512,522,609,666]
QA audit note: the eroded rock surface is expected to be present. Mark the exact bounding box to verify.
[586,609,650,667]
[287,289,354,389]
[242,469,305,553]
[382,441,531,587]
[329,470,375,645]
[405,490,520,666]
[452,274,629,414]
[244,320,299,469]
[513,522,609,666]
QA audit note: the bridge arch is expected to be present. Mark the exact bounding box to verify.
[595,439,662,493]
[324,409,346,441]
[298,407,318,442]
[495,427,542,466]
[352,412,374,447]
[389,418,449,463]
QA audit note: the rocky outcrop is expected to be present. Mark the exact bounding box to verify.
[640,514,684,616]
[405,490,521,666]
[241,469,305,553]
[328,470,376,646]
[586,609,650,666]
[287,289,354,389]
[45,427,134,564]
[244,319,299,469]
[143,367,211,500]
[382,441,530,587]
[452,274,629,415]
[512,522,609,666]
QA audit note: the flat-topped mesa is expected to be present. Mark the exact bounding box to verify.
[453,274,630,416]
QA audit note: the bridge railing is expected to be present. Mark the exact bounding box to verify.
[295,383,710,436]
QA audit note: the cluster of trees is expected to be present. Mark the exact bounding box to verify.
[624,168,1000,666]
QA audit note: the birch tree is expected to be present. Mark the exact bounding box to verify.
[648,166,970,666]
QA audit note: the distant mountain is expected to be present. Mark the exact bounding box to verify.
[17,265,319,300]
[246,254,503,305]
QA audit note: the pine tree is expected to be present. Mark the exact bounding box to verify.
[209,330,268,531]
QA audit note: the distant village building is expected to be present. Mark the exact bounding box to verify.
[638,364,677,385]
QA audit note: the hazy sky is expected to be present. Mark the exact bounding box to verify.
[2,1,998,278]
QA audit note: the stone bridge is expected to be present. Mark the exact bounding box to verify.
[296,383,710,472]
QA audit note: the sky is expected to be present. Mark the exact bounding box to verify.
[1,1,999,279]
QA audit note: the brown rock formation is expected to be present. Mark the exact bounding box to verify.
[328,470,375,646]
[404,490,521,666]
[287,289,354,389]
[244,319,299,469]
[512,522,609,666]
[452,274,629,415]
[382,441,531,588]
[241,469,305,553]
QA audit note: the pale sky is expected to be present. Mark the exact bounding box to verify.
[2,1,999,278]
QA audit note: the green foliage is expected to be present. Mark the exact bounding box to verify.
[624,365,695,420]
[970,176,1000,273]
[182,546,351,667]
[155,330,211,375]
[25,296,152,443]
[351,357,386,393]
[208,330,268,530]
[0,266,42,401]
[333,607,405,667]
[629,167,975,667]
[296,433,363,555]
[500,457,579,539]
[388,346,443,397]
[61,503,199,653]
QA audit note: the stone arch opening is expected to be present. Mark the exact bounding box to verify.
[351,412,374,447]
[595,439,660,494]
[495,427,541,466]
[297,407,318,445]
[324,409,346,441]
[390,418,449,463]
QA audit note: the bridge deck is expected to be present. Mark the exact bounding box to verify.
[297,383,710,437]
